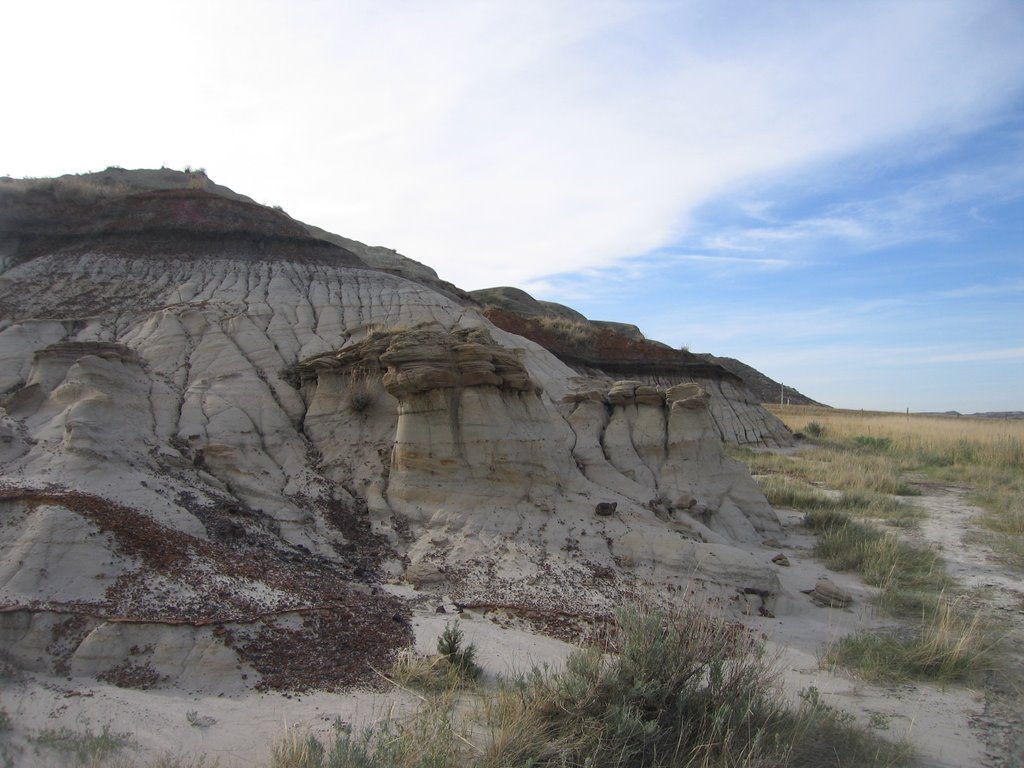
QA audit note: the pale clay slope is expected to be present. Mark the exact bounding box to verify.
[0,247,1004,768]
[1,249,783,691]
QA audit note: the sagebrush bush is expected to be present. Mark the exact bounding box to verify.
[270,606,910,767]
[436,621,481,680]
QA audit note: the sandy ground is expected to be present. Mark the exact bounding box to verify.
[744,480,1023,768]
[0,607,575,767]
[2,484,1021,767]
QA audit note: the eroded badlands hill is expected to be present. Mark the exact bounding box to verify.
[1,170,787,692]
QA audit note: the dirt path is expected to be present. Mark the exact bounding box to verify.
[906,481,1024,768]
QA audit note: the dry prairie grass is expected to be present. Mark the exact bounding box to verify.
[766,405,1024,471]
[822,596,996,685]
[765,406,1024,568]
[535,316,596,348]
[733,407,1009,684]
[1,175,135,203]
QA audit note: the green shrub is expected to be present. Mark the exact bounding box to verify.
[854,436,892,452]
[271,606,910,767]
[437,621,482,681]
[481,606,909,767]
[805,421,826,438]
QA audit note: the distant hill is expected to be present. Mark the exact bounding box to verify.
[692,354,826,407]
[918,411,1024,420]
[470,287,824,409]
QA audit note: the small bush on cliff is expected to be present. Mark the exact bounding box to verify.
[347,374,374,414]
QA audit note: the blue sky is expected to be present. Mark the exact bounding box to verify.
[3,1,1023,412]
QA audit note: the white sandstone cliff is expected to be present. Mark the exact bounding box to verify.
[0,174,784,690]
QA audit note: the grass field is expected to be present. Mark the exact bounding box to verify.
[765,405,1024,569]
[735,405,1018,685]
[765,405,1023,471]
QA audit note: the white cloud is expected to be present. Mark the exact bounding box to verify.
[3,1,1024,290]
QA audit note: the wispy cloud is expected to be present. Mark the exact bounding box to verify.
[691,145,1024,262]
[521,249,794,305]
[667,254,792,269]
[701,217,876,253]
[931,280,1024,299]
[922,347,1024,363]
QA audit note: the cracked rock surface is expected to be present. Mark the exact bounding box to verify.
[1,171,785,692]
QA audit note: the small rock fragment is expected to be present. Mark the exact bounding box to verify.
[673,493,698,510]
[405,562,445,588]
[803,577,853,608]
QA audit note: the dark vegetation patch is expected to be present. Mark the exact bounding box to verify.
[318,495,394,580]
[221,609,409,692]
[462,601,606,644]
[97,660,165,690]
[0,182,366,268]
[0,486,412,690]
[482,307,739,380]
[45,614,96,677]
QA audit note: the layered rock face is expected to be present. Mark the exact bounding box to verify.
[0,172,784,691]
[476,304,795,448]
[563,381,779,544]
[295,326,781,609]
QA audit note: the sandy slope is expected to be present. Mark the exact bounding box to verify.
[3,478,1021,767]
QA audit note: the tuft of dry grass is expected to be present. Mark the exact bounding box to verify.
[389,650,480,694]
[822,597,997,685]
[27,725,133,765]
[389,621,482,694]
[534,316,596,349]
